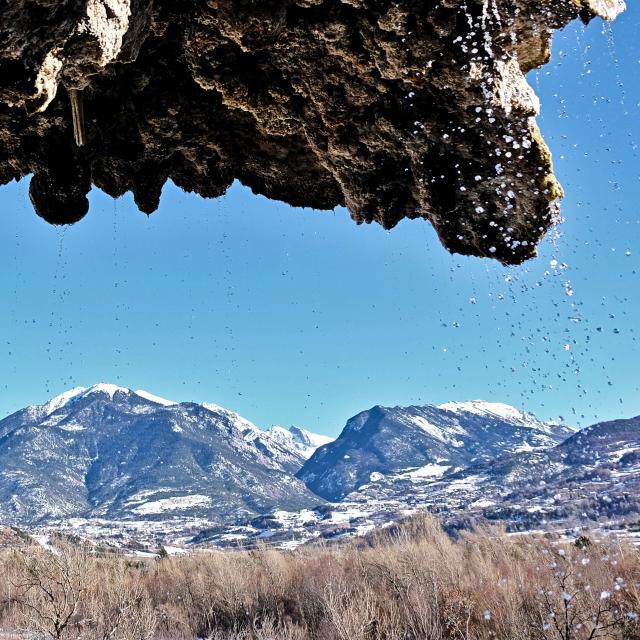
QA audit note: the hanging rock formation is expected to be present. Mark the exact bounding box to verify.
[0,0,625,264]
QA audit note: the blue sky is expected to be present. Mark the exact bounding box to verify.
[0,9,638,436]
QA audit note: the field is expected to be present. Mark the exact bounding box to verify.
[0,516,638,640]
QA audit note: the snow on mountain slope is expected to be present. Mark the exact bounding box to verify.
[85,383,129,398]
[201,402,257,431]
[437,401,563,434]
[41,386,88,416]
[134,390,177,406]
[557,417,640,463]
[409,415,465,445]
[238,423,310,475]
[199,403,331,473]
[35,384,174,421]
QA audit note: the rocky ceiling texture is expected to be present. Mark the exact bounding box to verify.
[0,0,625,264]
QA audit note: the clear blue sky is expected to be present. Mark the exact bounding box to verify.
[1,9,638,436]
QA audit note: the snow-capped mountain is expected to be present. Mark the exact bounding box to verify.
[196,415,639,550]
[0,384,323,526]
[433,414,640,494]
[339,414,640,534]
[267,426,335,460]
[2,387,638,551]
[443,414,640,518]
[197,403,333,474]
[297,401,573,501]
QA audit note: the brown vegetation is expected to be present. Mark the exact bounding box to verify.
[0,517,638,640]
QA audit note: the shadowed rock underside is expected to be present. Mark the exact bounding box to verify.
[0,0,625,264]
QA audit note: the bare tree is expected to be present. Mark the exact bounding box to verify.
[13,543,88,640]
[533,551,628,640]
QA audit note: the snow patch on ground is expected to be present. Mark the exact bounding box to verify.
[443,475,485,493]
[272,509,319,526]
[405,463,451,479]
[329,507,370,524]
[471,498,496,508]
[133,495,212,515]
[609,447,639,462]
[32,534,60,554]
[57,422,86,432]
[126,488,179,504]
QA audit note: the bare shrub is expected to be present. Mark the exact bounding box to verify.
[12,543,89,639]
[85,563,157,640]
[0,516,637,640]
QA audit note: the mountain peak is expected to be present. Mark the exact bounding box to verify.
[437,400,570,435]
[85,383,130,397]
[438,400,530,421]
[268,425,335,460]
[40,384,134,418]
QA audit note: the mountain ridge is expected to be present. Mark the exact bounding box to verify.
[0,384,331,527]
[1,385,637,552]
[297,401,573,501]
[202,413,638,549]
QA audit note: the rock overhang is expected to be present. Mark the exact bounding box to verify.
[0,0,625,265]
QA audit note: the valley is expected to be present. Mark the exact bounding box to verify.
[1,385,637,555]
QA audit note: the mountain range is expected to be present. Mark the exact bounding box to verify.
[0,385,638,550]
[0,384,330,526]
[203,413,638,549]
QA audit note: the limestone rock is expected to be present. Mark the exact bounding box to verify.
[0,0,625,264]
